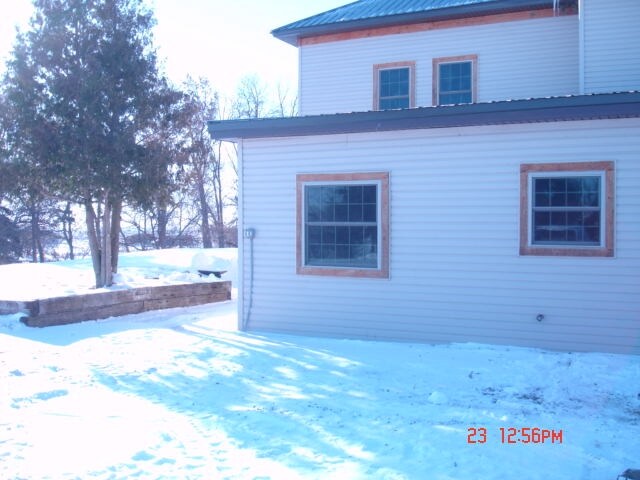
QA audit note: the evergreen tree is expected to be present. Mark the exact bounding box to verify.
[3,0,177,286]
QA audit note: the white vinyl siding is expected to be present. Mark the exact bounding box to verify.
[299,15,579,115]
[238,118,640,354]
[581,0,640,94]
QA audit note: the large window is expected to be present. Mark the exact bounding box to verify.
[296,173,389,278]
[433,55,477,106]
[373,62,415,111]
[520,162,614,257]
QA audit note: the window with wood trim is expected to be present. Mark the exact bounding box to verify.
[520,162,614,257]
[433,55,477,106]
[296,173,389,278]
[373,62,415,110]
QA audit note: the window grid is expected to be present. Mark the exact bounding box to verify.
[379,68,410,110]
[373,62,415,111]
[432,55,477,106]
[532,176,602,246]
[438,61,473,105]
[519,162,614,257]
[296,172,389,278]
[304,184,379,268]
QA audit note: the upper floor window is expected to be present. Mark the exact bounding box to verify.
[296,172,390,278]
[433,55,477,106]
[373,62,415,110]
[520,162,614,257]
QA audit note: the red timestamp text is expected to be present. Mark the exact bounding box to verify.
[467,427,563,444]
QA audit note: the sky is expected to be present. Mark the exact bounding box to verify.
[0,0,349,99]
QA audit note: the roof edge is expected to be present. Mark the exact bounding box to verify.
[208,92,640,141]
[272,0,555,46]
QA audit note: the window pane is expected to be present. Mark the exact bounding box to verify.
[336,245,349,261]
[363,185,377,203]
[535,176,600,208]
[532,175,601,246]
[336,226,349,244]
[321,226,335,244]
[439,91,472,105]
[380,97,409,109]
[350,226,364,244]
[335,204,348,221]
[349,186,363,203]
[334,186,348,204]
[438,61,473,105]
[363,204,376,222]
[379,67,410,110]
[306,186,322,221]
[307,244,321,262]
[304,182,379,268]
[321,244,336,260]
[307,226,321,243]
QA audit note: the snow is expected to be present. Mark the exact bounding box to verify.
[1,248,639,479]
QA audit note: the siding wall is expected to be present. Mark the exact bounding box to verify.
[239,118,640,354]
[582,0,640,94]
[299,15,579,115]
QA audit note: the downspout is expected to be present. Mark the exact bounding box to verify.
[297,41,303,115]
[578,0,586,94]
[236,138,246,331]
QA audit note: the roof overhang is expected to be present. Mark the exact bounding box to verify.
[207,92,640,142]
[272,0,557,46]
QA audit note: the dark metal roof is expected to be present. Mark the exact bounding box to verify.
[272,0,556,45]
[207,92,640,141]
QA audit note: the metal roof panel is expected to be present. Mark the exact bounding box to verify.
[208,92,640,141]
[272,0,555,44]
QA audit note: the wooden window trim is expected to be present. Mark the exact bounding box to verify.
[432,54,478,106]
[373,61,416,111]
[296,172,390,278]
[520,161,615,257]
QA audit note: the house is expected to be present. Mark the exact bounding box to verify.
[208,0,640,355]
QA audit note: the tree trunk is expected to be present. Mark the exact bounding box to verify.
[198,180,213,248]
[85,200,102,287]
[100,194,113,287]
[62,202,74,260]
[30,206,38,263]
[157,205,168,248]
[110,198,122,274]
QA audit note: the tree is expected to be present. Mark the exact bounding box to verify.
[3,0,177,287]
[0,206,21,264]
[233,74,269,119]
[183,77,228,248]
[127,85,191,249]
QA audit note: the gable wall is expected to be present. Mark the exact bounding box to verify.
[238,118,640,354]
[581,0,640,94]
[299,14,579,115]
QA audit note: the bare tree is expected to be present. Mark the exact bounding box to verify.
[233,74,270,119]
[183,77,230,247]
[275,82,298,117]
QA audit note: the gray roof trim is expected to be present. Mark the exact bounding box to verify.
[207,92,640,142]
[272,0,554,46]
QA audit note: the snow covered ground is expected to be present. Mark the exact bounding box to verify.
[1,249,639,479]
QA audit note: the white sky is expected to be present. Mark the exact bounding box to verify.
[0,0,348,98]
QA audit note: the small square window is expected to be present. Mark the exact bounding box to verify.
[373,62,415,111]
[297,173,389,278]
[433,55,477,106]
[520,162,614,257]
